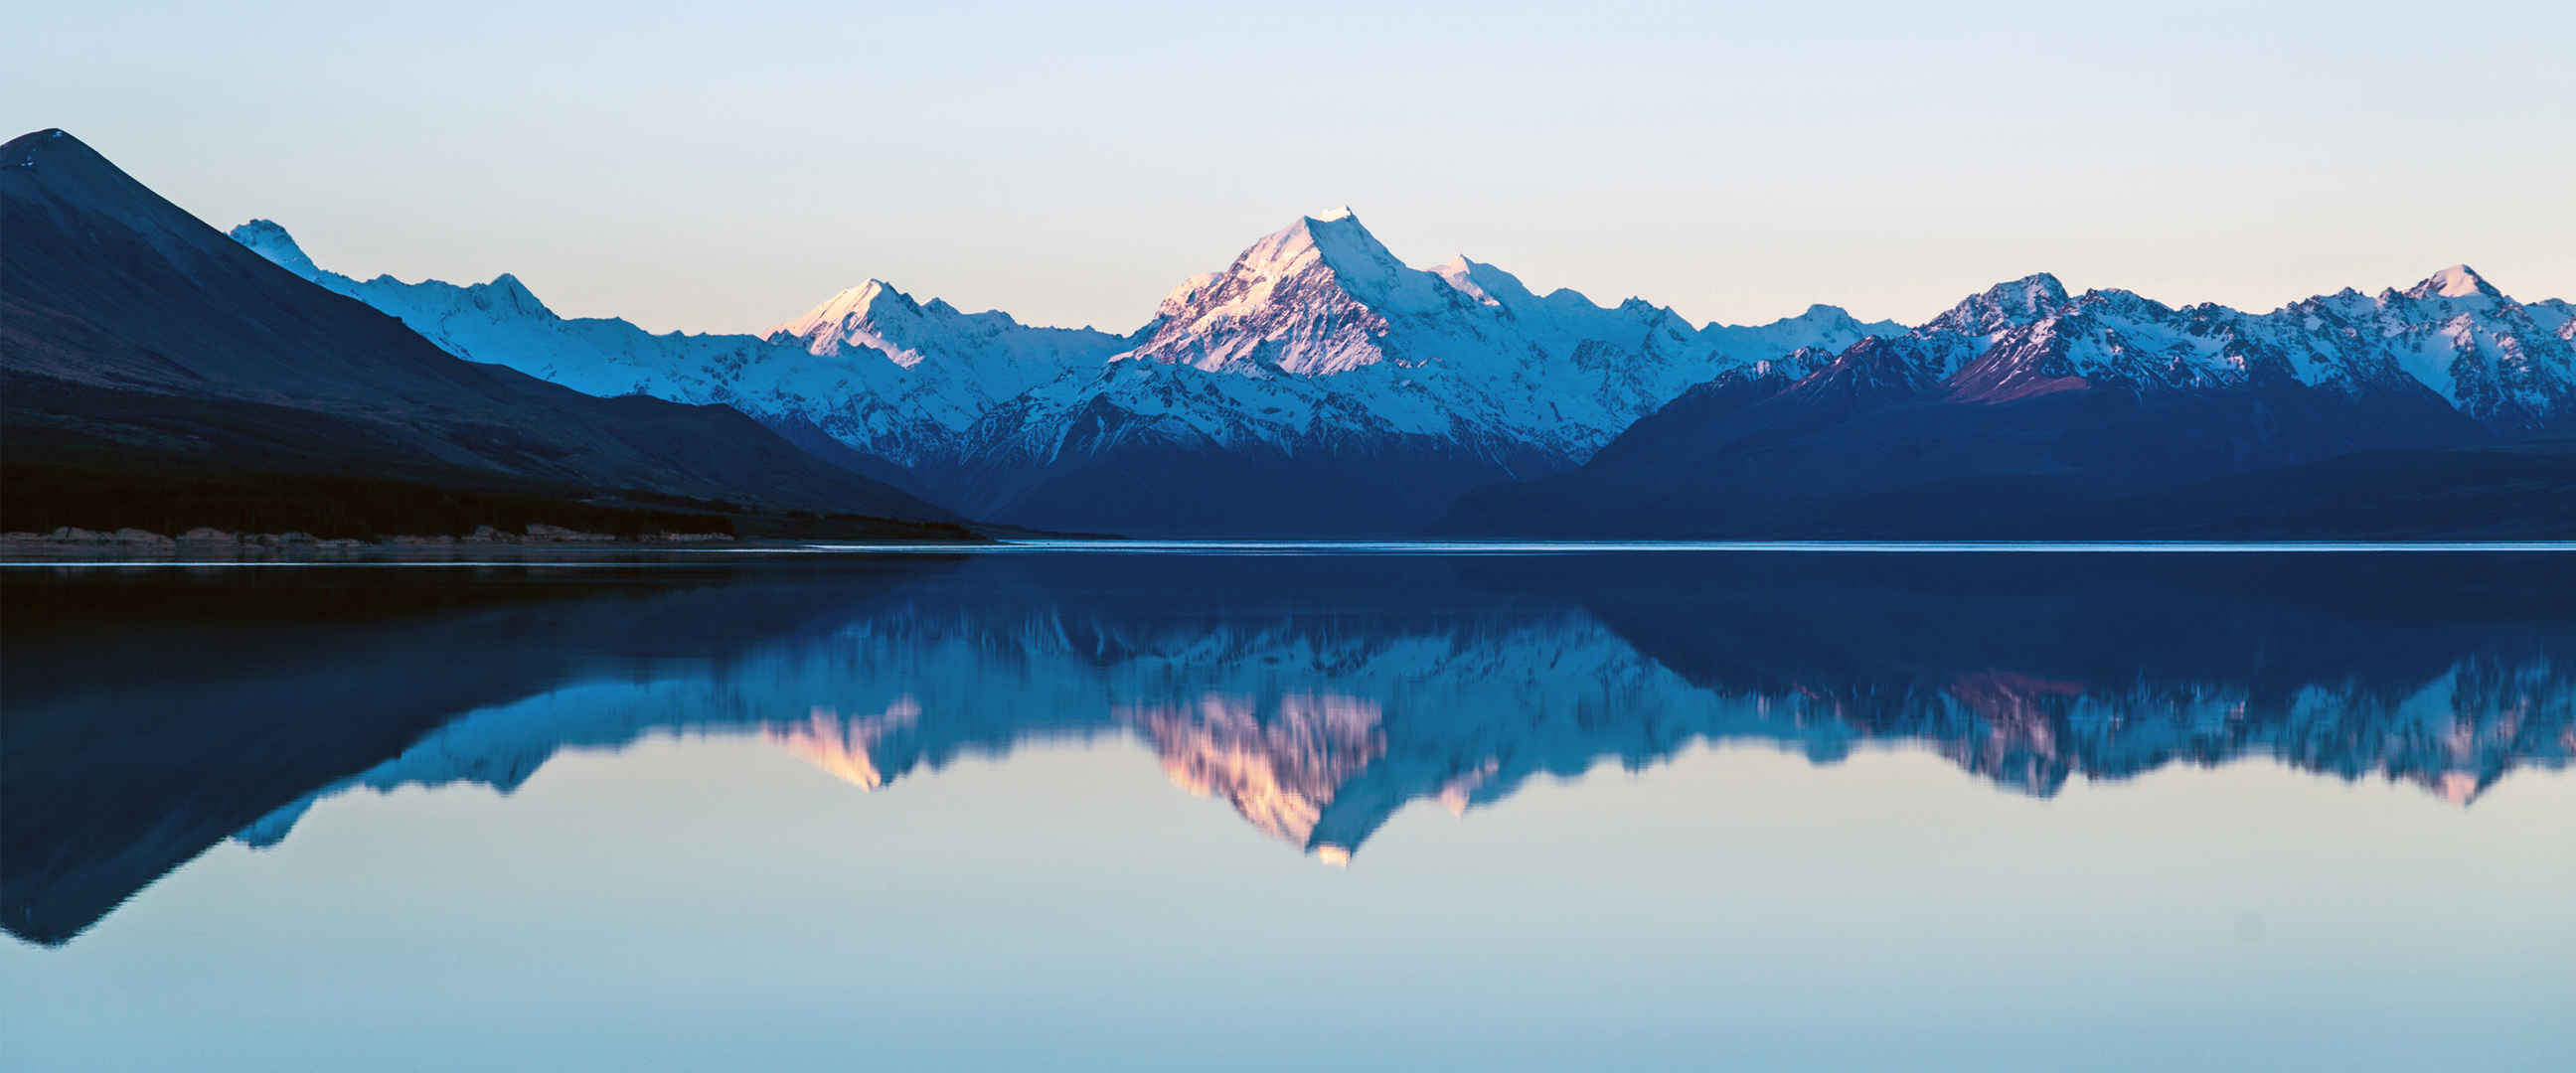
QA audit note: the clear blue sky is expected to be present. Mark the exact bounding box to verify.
[11,1,2570,334]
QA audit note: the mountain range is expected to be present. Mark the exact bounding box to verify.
[1446,265,2576,536]
[231,207,1912,534]
[234,203,2576,537]
[7,125,2572,539]
[2,129,958,539]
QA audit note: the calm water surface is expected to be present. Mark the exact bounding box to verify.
[4,549,2571,1070]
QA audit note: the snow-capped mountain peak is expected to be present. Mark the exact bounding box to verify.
[2403,263,2502,302]
[2066,287,2174,319]
[1428,254,1514,307]
[2529,298,2576,341]
[2001,271,2072,311]
[468,272,550,317]
[1243,210,1445,312]
[1115,211,1463,375]
[1927,271,2072,334]
[764,276,1123,403]
[774,278,937,365]
[1147,270,1224,319]
[1773,303,1889,336]
[230,219,317,278]
[778,278,915,334]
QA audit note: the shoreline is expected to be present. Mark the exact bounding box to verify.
[7,533,2574,566]
[0,524,986,562]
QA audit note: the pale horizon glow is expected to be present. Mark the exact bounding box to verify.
[10,2,2571,335]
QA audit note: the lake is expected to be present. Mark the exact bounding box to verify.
[4,547,2571,1070]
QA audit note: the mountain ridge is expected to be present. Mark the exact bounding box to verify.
[2,129,959,537]
[207,160,2573,536]
[233,210,1928,532]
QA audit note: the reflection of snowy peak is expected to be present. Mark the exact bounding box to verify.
[235,597,2573,863]
[1125,692,1386,850]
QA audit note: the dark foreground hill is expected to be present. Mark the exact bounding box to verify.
[1,129,963,539]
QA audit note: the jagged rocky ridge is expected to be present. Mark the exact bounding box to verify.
[232,216,2572,536]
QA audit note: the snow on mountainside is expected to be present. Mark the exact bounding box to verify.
[228,218,319,277]
[1702,303,1912,366]
[770,278,1121,388]
[233,212,1904,529]
[1442,259,2576,537]
[1097,209,1676,457]
[230,214,2571,532]
[2524,298,2576,341]
[2314,265,2576,431]
[1118,208,1458,376]
[1011,210,1901,467]
[894,212,1922,531]
[1728,262,2575,431]
[224,221,1125,470]
[1947,287,2270,402]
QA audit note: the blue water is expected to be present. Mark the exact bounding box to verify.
[15,537,2576,568]
[811,538,2576,553]
[4,549,2570,1070]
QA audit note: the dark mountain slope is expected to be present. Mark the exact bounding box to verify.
[1437,324,2520,539]
[1,129,957,535]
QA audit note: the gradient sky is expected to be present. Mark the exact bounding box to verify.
[11,1,2570,335]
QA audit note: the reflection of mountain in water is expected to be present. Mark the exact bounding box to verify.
[6,552,2572,945]
[233,563,2575,863]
